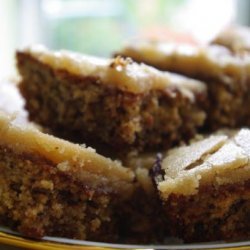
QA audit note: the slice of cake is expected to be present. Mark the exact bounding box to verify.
[0,112,134,241]
[16,45,206,155]
[151,129,250,242]
[116,42,250,130]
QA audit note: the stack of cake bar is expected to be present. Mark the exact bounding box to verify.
[0,26,249,243]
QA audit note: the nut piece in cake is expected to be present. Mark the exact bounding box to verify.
[16,45,206,155]
[116,41,250,130]
[0,112,134,241]
[151,129,250,242]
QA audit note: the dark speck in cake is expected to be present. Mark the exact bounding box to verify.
[150,153,164,183]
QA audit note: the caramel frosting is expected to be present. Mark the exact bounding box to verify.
[0,112,134,182]
[212,26,250,52]
[20,45,206,99]
[118,41,250,83]
[158,129,250,198]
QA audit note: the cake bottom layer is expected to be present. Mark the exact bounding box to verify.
[164,181,250,242]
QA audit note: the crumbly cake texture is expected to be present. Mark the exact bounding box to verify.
[211,26,250,54]
[0,112,135,241]
[17,45,206,155]
[116,42,250,130]
[151,129,250,242]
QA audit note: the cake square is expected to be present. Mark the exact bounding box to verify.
[0,112,134,241]
[16,46,206,155]
[151,129,250,242]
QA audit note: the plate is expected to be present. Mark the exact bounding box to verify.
[0,227,249,250]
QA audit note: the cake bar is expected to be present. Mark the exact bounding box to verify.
[151,129,250,242]
[0,112,134,241]
[117,42,250,130]
[16,45,206,154]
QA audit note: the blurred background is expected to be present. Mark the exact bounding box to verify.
[0,0,249,78]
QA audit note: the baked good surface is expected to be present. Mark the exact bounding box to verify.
[212,26,250,54]
[116,41,244,74]
[151,129,250,242]
[117,41,250,129]
[23,45,206,95]
[17,45,206,154]
[0,112,134,241]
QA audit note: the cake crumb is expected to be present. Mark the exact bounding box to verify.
[57,161,70,171]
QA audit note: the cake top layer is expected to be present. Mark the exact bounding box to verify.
[212,26,250,52]
[20,45,206,97]
[118,41,250,82]
[0,112,134,182]
[156,129,250,198]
